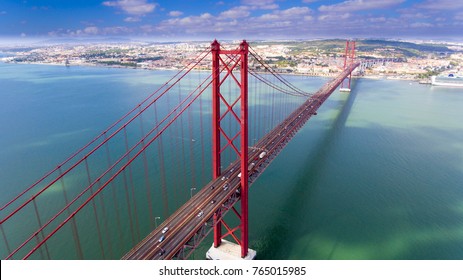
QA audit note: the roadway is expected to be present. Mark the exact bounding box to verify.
[122,63,359,260]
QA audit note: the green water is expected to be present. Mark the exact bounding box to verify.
[248,78,463,259]
[1,63,462,259]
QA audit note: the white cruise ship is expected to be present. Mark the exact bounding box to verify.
[431,73,463,87]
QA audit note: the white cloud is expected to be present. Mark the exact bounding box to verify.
[47,25,133,37]
[400,12,429,20]
[70,0,455,39]
[318,13,351,21]
[242,6,314,34]
[251,7,313,28]
[259,6,312,21]
[102,0,156,15]
[369,17,386,23]
[84,26,99,34]
[200,13,213,20]
[280,7,312,17]
[242,0,278,10]
[102,26,132,34]
[304,15,314,21]
[220,6,250,19]
[160,13,214,31]
[155,5,317,38]
[259,13,279,21]
[410,22,434,28]
[169,11,183,17]
[319,0,404,12]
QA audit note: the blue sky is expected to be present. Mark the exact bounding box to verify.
[1,0,462,41]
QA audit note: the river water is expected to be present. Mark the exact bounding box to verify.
[1,63,462,259]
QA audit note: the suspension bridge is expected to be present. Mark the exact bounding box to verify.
[0,40,359,260]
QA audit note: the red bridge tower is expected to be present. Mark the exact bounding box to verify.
[208,40,256,259]
[340,40,356,92]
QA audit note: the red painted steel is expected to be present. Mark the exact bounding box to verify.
[211,40,221,180]
[210,40,249,258]
[341,40,356,90]
[211,40,222,247]
[239,41,249,258]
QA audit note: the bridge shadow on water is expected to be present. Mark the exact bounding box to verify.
[252,79,463,260]
[251,83,359,259]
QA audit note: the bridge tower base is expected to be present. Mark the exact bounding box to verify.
[206,240,256,260]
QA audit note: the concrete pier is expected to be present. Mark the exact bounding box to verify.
[206,239,257,260]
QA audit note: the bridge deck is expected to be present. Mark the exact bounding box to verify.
[122,63,359,260]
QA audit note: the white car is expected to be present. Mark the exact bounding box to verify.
[162,227,169,234]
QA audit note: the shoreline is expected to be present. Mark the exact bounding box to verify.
[0,60,428,83]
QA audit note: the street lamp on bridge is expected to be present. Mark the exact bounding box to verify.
[190,187,196,198]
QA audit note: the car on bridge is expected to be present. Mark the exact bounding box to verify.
[248,162,255,171]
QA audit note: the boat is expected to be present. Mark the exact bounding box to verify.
[431,73,463,87]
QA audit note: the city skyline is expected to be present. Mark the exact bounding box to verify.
[0,0,463,42]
